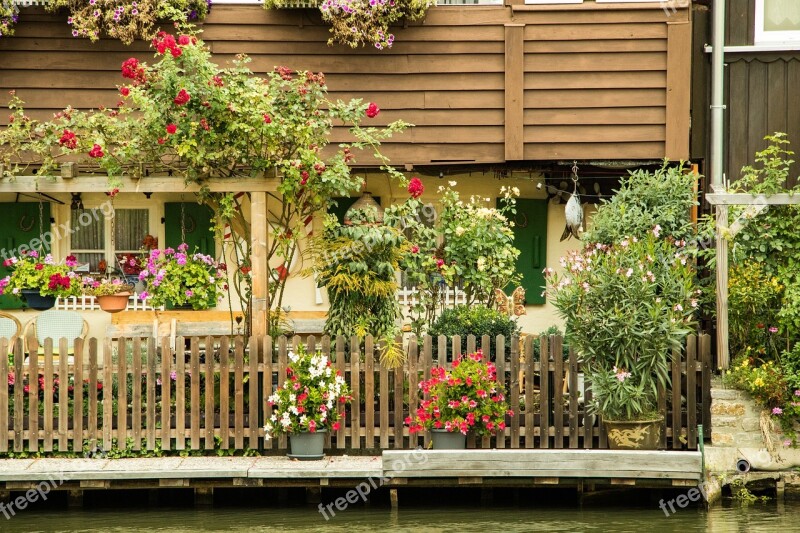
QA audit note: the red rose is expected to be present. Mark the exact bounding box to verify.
[173,89,190,106]
[407,177,424,199]
[88,144,104,158]
[263,114,271,124]
[200,118,210,131]
[170,47,182,58]
[119,87,130,97]
[121,58,139,79]
[178,35,191,46]
[366,102,380,118]
[58,129,77,149]
[157,137,165,145]
[166,123,177,135]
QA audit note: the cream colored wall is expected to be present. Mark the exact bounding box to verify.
[0,176,590,337]
[276,171,590,335]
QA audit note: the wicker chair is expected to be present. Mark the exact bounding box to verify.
[0,311,22,354]
[23,310,89,365]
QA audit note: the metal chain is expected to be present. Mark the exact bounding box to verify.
[571,160,579,192]
[180,197,186,244]
[38,198,44,254]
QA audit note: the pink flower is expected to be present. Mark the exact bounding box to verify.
[769,327,779,333]
[365,102,380,118]
[411,245,419,254]
[407,177,424,199]
[773,407,783,415]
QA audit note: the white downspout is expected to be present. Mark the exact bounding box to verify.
[711,0,729,369]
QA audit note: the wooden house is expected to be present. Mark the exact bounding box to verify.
[0,1,693,339]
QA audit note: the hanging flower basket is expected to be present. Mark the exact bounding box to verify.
[96,292,132,314]
[21,289,56,311]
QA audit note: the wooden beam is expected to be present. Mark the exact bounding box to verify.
[665,20,691,160]
[716,205,729,370]
[504,24,525,161]
[251,192,268,340]
[706,193,800,205]
[0,176,278,193]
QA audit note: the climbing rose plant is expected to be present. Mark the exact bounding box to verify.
[0,31,410,337]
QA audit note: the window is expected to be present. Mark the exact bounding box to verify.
[524,0,582,4]
[69,208,150,273]
[756,0,800,44]
[437,0,502,5]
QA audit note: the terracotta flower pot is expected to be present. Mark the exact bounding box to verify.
[96,292,131,313]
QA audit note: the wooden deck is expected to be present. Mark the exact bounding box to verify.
[0,450,702,492]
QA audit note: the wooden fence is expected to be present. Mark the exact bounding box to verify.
[0,334,712,454]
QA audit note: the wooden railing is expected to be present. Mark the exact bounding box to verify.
[0,334,712,454]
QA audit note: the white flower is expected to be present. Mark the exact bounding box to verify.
[512,187,520,196]
[455,226,465,236]
[476,257,486,271]
[448,180,457,187]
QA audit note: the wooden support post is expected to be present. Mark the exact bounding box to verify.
[715,205,729,369]
[195,487,214,507]
[305,487,321,505]
[389,489,398,509]
[0,490,9,504]
[251,192,269,339]
[67,489,84,508]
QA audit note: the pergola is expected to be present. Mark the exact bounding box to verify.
[0,171,278,339]
[705,187,796,369]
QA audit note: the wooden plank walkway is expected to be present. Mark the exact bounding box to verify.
[383,450,703,482]
[0,450,702,490]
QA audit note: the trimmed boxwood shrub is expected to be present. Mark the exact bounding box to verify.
[428,304,521,361]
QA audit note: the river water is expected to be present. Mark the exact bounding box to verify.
[0,499,795,533]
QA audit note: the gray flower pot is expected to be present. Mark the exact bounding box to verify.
[289,429,326,459]
[430,428,467,450]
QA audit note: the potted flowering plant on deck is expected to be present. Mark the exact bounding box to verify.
[407,349,512,449]
[264,344,351,459]
[545,231,699,449]
[136,243,226,310]
[0,252,81,310]
[84,278,134,313]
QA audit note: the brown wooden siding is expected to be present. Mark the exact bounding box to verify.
[725,56,800,181]
[0,4,691,165]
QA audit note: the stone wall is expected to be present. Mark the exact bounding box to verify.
[710,382,769,449]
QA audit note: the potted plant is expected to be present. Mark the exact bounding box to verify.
[0,251,82,310]
[263,344,351,459]
[136,243,226,310]
[84,278,134,313]
[545,231,699,450]
[407,349,512,449]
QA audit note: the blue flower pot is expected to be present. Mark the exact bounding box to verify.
[288,430,326,459]
[430,428,467,449]
[21,289,56,311]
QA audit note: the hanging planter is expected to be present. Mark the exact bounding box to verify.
[21,289,56,311]
[96,292,132,313]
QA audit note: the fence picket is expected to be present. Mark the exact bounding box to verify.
[161,336,172,451]
[687,334,697,449]
[539,336,549,449]
[510,335,520,449]
[131,337,142,451]
[0,339,8,453]
[672,347,682,450]
[393,336,404,449]
[147,337,157,451]
[103,337,113,451]
[175,337,186,451]
[235,336,245,450]
[13,339,23,452]
[568,346,579,449]
[350,336,361,450]
[248,336,259,451]
[28,338,39,452]
[335,336,346,449]
[491,334,503,449]
[407,337,418,449]
[58,339,68,452]
[552,335,564,449]
[364,335,375,449]
[73,338,84,453]
[276,336,286,450]
[43,339,54,453]
[379,342,389,449]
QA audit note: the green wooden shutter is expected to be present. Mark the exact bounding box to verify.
[0,202,52,309]
[329,196,381,224]
[164,202,216,309]
[164,202,215,256]
[499,198,548,305]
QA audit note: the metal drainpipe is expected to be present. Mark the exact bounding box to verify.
[711,0,730,369]
[711,0,726,188]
